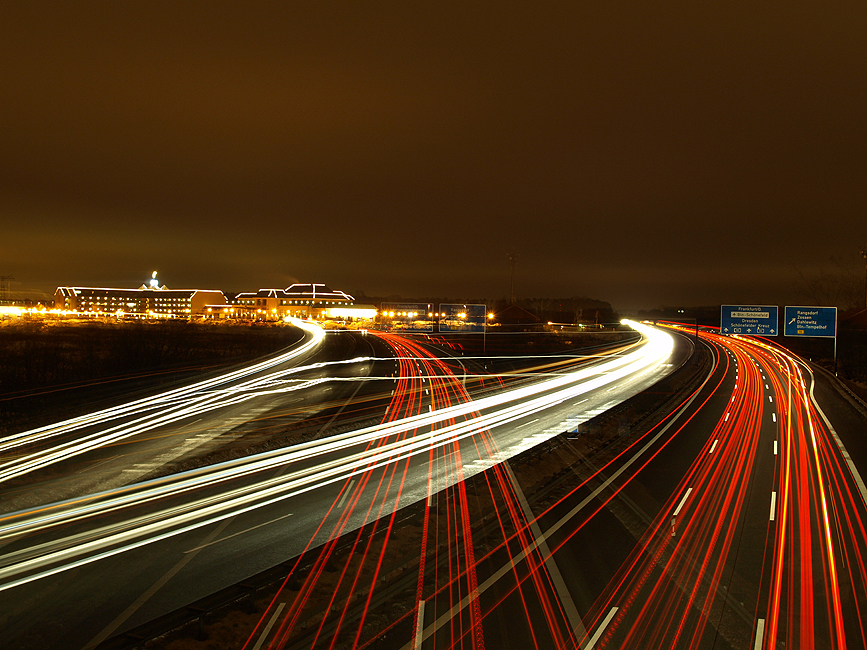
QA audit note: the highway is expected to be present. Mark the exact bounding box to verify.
[394,326,867,650]
[566,329,867,650]
[0,320,677,649]
[4,318,865,650]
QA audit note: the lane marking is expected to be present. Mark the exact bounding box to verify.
[774,441,777,455]
[84,517,234,648]
[724,413,729,422]
[768,395,773,403]
[772,413,776,422]
[673,487,693,516]
[754,618,765,650]
[184,511,294,553]
[503,461,586,639]
[402,346,714,650]
[586,606,619,650]
[252,602,286,650]
[807,366,867,509]
[709,440,718,454]
[413,600,426,650]
[337,479,356,508]
[770,492,776,521]
[516,418,540,429]
[574,399,588,406]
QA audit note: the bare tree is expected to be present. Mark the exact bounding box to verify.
[794,254,862,309]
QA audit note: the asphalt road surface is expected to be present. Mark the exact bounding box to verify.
[0,320,679,649]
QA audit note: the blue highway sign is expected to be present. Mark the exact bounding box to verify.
[784,306,837,338]
[380,303,434,332]
[720,305,778,336]
[439,304,487,332]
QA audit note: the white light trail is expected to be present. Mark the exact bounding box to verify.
[0,320,672,591]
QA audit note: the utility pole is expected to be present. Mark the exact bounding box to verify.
[507,252,519,305]
[861,249,867,309]
[0,275,13,304]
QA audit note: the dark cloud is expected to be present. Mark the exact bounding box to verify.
[2,2,866,309]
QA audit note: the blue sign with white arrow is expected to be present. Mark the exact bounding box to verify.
[720,305,778,336]
[784,306,837,338]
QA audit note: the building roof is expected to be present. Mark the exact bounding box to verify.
[285,283,354,301]
[234,283,355,303]
[56,286,223,297]
[235,288,283,299]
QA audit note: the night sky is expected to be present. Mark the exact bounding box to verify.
[2,3,866,311]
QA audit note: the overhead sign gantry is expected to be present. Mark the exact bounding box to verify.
[783,306,837,338]
[720,305,778,336]
[438,304,487,332]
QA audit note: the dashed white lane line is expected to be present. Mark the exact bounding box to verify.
[754,618,766,650]
[252,602,286,650]
[709,440,718,454]
[586,606,619,650]
[724,413,729,422]
[772,413,776,422]
[516,418,540,429]
[86,517,234,648]
[413,600,426,650]
[769,395,773,403]
[770,492,777,521]
[673,487,693,517]
[503,462,585,639]
[774,440,777,455]
[337,478,355,508]
[184,511,295,553]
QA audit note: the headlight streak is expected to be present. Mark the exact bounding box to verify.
[0,319,326,451]
[0,345,636,484]
[2,322,669,530]
[0,374,349,483]
[0,322,672,595]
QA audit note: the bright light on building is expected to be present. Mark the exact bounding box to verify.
[327,307,377,319]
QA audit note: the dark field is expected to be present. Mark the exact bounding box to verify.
[0,320,305,436]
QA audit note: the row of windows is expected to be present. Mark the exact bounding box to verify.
[234,299,351,306]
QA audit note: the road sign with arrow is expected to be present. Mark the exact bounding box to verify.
[720,305,778,336]
[784,306,837,338]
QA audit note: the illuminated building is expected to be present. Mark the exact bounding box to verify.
[54,274,227,318]
[231,283,373,320]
